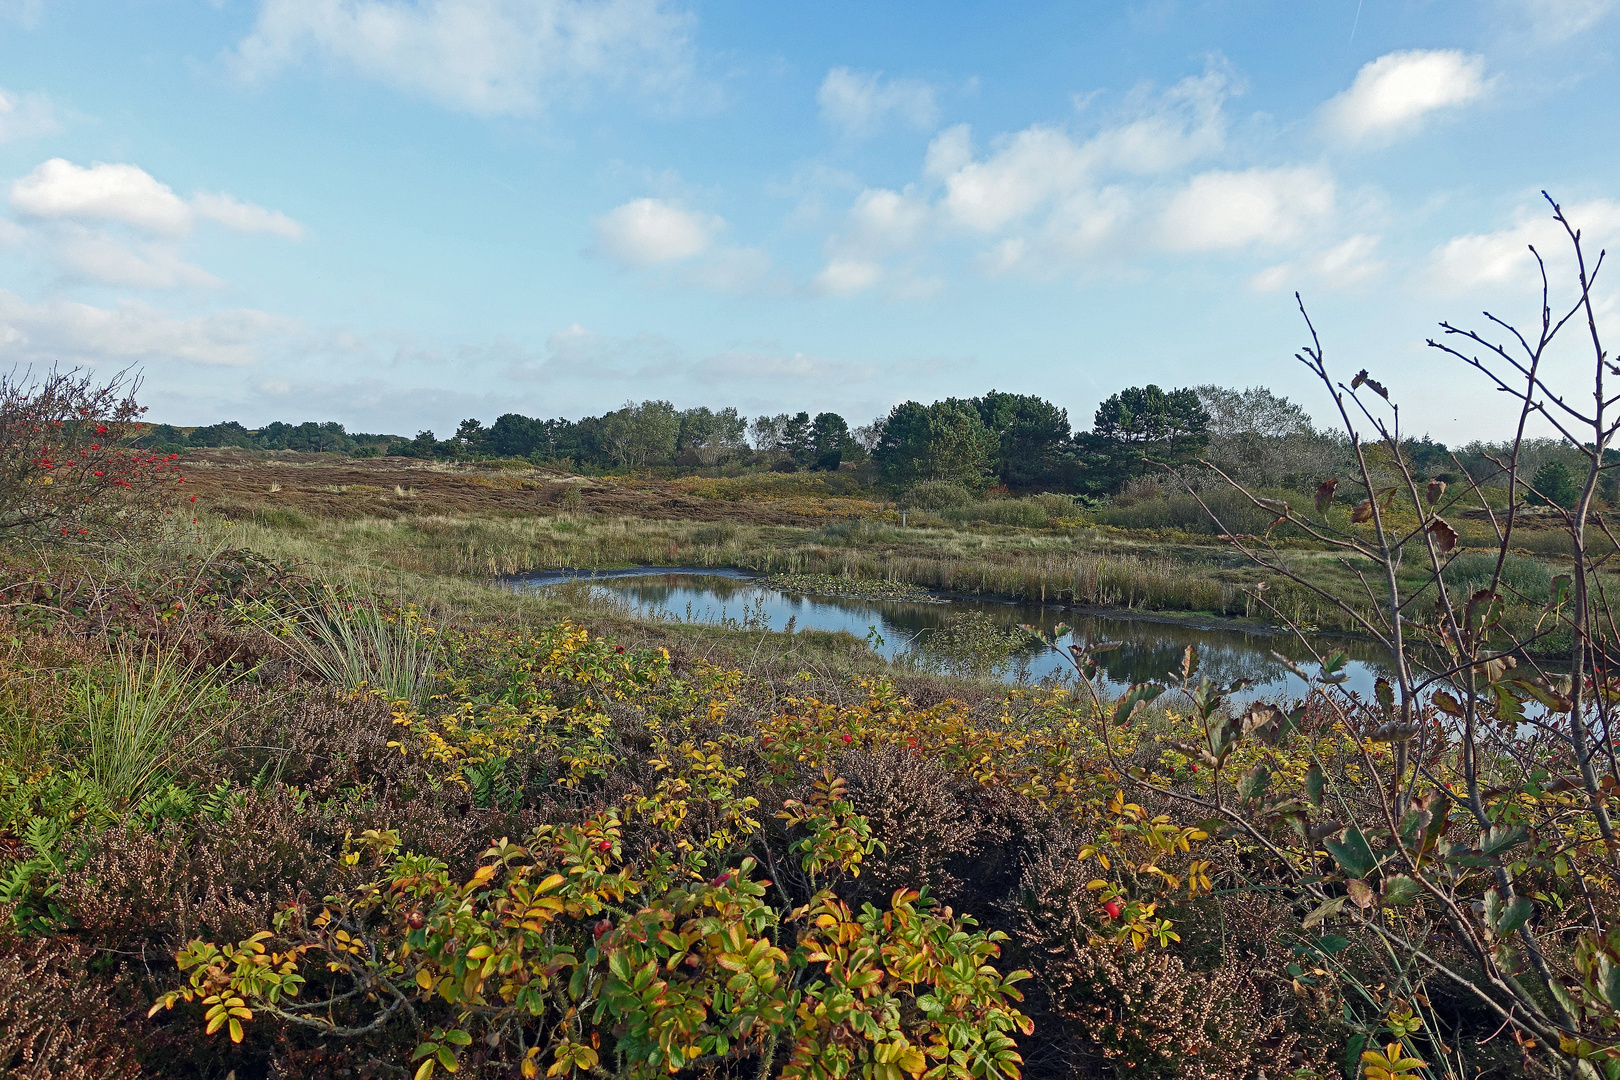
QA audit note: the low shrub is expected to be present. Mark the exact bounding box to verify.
[902,479,973,509]
[1095,484,1282,535]
[943,499,1050,528]
[1441,549,1554,604]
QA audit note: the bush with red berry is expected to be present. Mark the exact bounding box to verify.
[0,365,186,542]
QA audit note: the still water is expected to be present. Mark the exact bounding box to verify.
[502,567,1388,704]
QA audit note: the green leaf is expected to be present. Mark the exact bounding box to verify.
[1237,765,1271,801]
[1324,827,1376,879]
[1374,677,1395,716]
[1345,1033,1369,1080]
[1547,574,1572,610]
[1601,957,1620,1009]
[1306,763,1326,808]
[1111,683,1164,727]
[1381,874,1422,907]
[1317,934,1351,954]
[1480,824,1529,857]
[1493,895,1535,937]
[1321,651,1350,683]
[443,1030,473,1047]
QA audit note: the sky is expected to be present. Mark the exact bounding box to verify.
[0,0,1616,443]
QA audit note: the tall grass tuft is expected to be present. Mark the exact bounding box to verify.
[77,650,231,811]
[267,591,440,702]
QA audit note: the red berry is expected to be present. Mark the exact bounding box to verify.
[841,734,852,745]
[594,918,612,939]
[406,909,425,929]
[597,840,611,851]
[1102,901,1122,919]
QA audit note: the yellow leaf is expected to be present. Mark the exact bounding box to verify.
[228,1017,244,1043]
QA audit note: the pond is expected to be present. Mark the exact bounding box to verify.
[501,567,1390,704]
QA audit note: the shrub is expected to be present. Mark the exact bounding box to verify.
[1014,843,1320,1079]
[0,936,141,1079]
[1095,484,1280,535]
[1441,550,1553,604]
[0,365,187,542]
[942,500,1050,528]
[902,479,973,509]
[839,745,981,902]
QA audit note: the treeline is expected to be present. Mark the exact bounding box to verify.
[145,384,1601,502]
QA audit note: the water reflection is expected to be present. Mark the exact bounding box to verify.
[502,567,1390,704]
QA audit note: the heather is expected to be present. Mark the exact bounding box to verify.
[6,201,1620,1080]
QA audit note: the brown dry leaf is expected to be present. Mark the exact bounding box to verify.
[1427,478,1447,505]
[1315,477,1337,514]
[1347,879,1376,910]
[1427,518,1458,553]
[1351,498,1374,524]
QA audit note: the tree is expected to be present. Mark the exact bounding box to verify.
[873,400,995,490]
[969,391,1071,490]
[810,412,855,470]
[1192,385,1347,488]
[782,412,814,465]
[453,418,488,455]
[676,407,747,466]
[600,400,679,469]
[486,414,545,458]
[1078,385,1209,492]
[188,420,255,449]
[1532,459,1580,508]
[1193,385,1311,439]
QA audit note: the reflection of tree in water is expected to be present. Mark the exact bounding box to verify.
[608,576,763,608]
[562,573,1397,693]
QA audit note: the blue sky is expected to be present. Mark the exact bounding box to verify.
[0,0,1615,442]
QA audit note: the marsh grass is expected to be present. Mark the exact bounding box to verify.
[76,649,234,811]
[265,591,440,702]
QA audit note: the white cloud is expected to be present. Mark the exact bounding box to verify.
[0,0,44,27]
[49,227,223,290]
[0,87,58,142]
[817,67,937,138]
[810,259,881,296]
[1506,0,1616,40]
[679,246,787,294]
[1321,50,1489,143]
[591,197,718,268]
[1250,233,1383,292]
[940,126,1093,233]
[0,290,294,367]
[230,0,698,116]
[192,192,306,239]
[1159,166,1335,250]
[933,63,1230,235]
[924,124,973,179]
[1427,198,1620,292]
[9,158,305,241]
[834,187,931,256]
[12,158,192,235]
